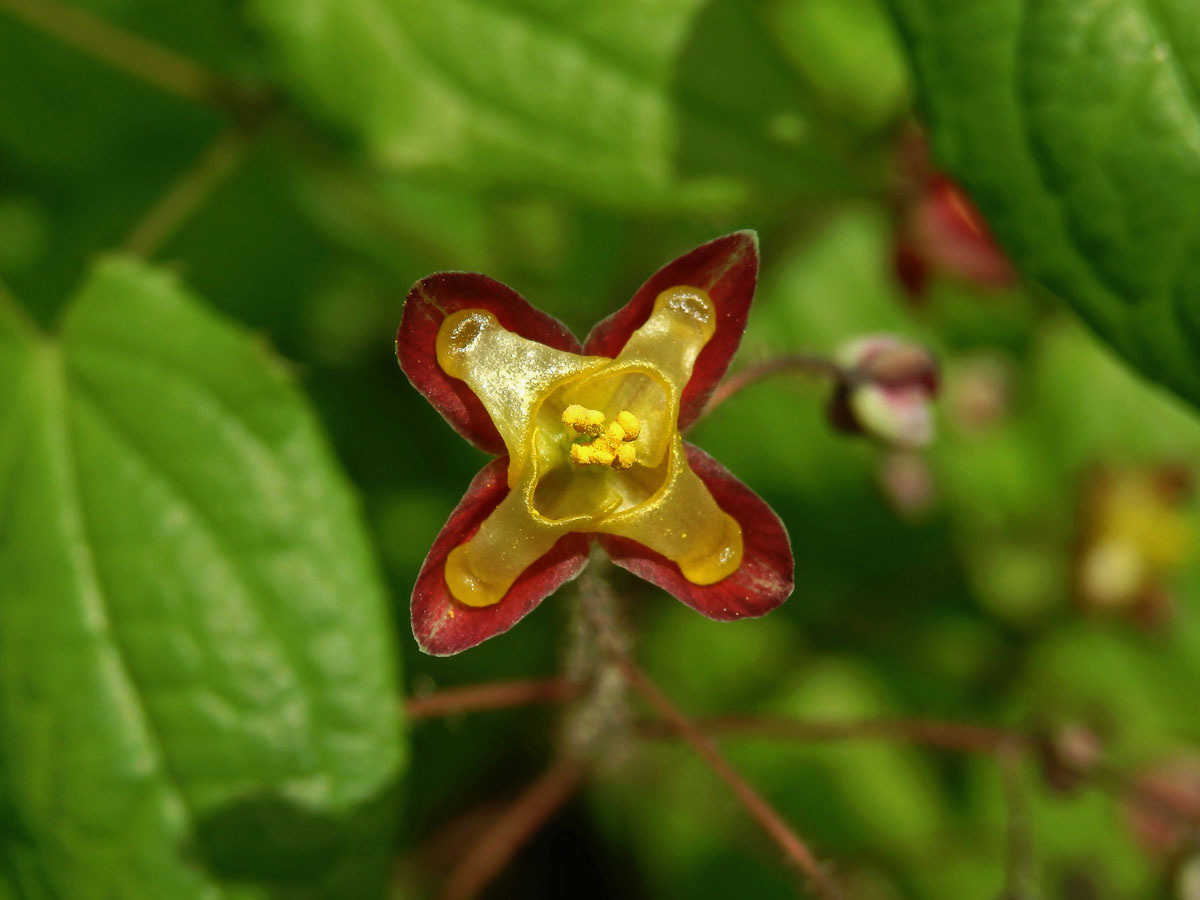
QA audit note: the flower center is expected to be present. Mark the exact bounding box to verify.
[562,405,641,469]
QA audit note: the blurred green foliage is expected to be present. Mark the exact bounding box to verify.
[1,0,1198,898]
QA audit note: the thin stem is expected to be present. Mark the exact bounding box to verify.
[618,660,843,900]
[637,714,1023,754]
[706,354,844,415]
[997,742,1036,899]
[641,710,1200,840]
[0,0,242,108]
[122,127,252,258]
[406,678,576,722]
[575,556,840,897]
[439,758,585,900]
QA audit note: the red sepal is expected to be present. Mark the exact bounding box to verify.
[411,458,592,656]
[397,272,582,455]
[598,444,793,620]
[584,232,758,430]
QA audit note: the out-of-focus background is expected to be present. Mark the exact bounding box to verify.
[2,0,1199,898]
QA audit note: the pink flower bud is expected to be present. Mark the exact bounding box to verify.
[829,336,939,449]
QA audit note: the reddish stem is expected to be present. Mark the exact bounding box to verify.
[406,678,576,721]
[638,714,1022,754]
[439,758,586,900]
[618,660,843,900]
[705,354,844,415]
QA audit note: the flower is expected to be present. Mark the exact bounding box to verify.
[396,232,794,655]
[1074,465,1195,626]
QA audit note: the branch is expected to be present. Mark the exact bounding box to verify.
[122,127,254,258]
[619,660,844,900]
[637,714,1022,754]
[406,678,576,722]
[574,556,841,898]
[439,758,585,900]
[641,711,1200,837]
[0,0,251,110]
[705,354,843,415]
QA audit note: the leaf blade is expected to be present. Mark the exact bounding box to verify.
[251,0,856,209]
[887,0,1200,408]
[0,259,405,898]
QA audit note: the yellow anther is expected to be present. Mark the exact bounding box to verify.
[616,410,640,441]
[571,443,615,466]
[562,404,606,436]
[566,408,642,469]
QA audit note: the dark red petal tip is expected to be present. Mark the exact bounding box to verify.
[583,232,759,431]
[397,272,582,455]
[599,443,793,620]
[411,458,591,656]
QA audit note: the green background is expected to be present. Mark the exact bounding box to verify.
[1,0,1198,897]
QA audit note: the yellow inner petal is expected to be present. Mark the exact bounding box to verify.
[593,434,744,585]
[615,286,717,387]
[444,481,621,607]
[436,309,608,486]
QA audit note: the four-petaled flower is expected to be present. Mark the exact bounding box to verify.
[397,232,793,655]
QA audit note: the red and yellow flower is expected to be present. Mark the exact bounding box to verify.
[397,233,793,655]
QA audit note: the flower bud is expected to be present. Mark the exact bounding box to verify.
[1035,722,1104,795]
[891,128,1014,297]
[829,336,939,449]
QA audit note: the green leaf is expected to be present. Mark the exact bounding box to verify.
[0,260,405,899]
[250,0,858,210]
[886,0,1200,409]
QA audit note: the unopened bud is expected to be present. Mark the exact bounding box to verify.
[829,336,939,449]
[890,126,1014,298]
[1036,722,1104,795]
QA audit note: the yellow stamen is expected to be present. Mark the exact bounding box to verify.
[565,408,642,469]
[616,410,640,441]
[562,404,605,436]
[570,442,615,466]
